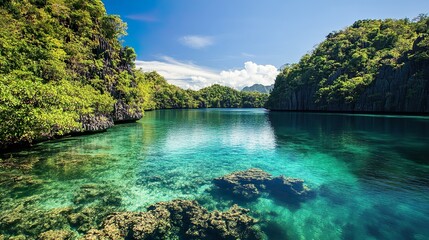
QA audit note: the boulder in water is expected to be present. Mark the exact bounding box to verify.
[213,168,314,203]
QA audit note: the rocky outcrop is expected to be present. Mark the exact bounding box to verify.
[74,100,142,136]
[269,62,429,113]
[112,100,143,123]
[77,99,143,134]
[79,114,114,133]
[75,100,142,136]
[213,168,314,203]
[267,18,429,114]
[84,200,262,240]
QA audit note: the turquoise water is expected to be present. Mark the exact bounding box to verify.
[1,109,429,239]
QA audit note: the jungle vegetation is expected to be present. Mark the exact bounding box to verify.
[267,15,429,111]
[0,0,268,148]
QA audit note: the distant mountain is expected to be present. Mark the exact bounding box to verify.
[242,84,274,94]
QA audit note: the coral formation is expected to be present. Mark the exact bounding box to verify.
[0,183,123,239]
[213,168,314,202]
[84,200,262,240]
[38,230,75,240]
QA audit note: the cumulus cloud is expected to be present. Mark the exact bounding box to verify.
[135,57,278,90]
[219,62,278,89]
[179,35,214,49]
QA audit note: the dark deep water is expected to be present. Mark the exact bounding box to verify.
[1,109,428,239]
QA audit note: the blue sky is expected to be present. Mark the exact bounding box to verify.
[102,0,428,89]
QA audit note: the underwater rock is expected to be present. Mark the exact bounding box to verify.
[7,235,26,240]
[213,168,271,200]
[0,203,72,238]
[73,183,122,206]
[0,156,40,172]
[0,173,43,190]
[0,183,123,239]
[69,183,124,233]
[213,168,314,203]
[267,176,314,201]
[38,230,75,240]
[84,199,262,240]
[68,207,103,233]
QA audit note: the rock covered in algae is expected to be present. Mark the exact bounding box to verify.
[267,176,313,200]
[73,183,122,206]
[84,199,262,240]
[0,183,123,239]
[213,168,271,200]
[213,168,314,202]
[38,230,75,240]
[0,195,73,238]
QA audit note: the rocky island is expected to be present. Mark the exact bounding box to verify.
[267,17,429,113]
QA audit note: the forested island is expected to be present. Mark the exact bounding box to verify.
[0,0,267,150]
[267,16,429,113]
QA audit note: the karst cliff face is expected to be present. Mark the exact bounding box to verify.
[0,0,147,148]
[267,17,429,113]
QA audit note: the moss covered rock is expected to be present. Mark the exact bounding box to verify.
[38,230,75,240]
[213,168,314,203]
[84,200,262,240]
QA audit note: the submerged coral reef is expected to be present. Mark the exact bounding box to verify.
[0,183,123,239]
[0,160,313,239]
[84,200,262,240]
[213,168,314,202]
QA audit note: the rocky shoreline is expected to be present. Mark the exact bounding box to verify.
[0,100,142,153]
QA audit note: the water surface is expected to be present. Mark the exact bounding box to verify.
[1,109,429,239]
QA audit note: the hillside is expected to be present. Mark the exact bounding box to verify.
[0,0,268,149]
[144,72,268,109]
[0,0,154,148]
[266,16,429,113]
[242,84,274,94]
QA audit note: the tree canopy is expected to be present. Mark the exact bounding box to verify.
[267,16,429,112]
[0,0,270,148]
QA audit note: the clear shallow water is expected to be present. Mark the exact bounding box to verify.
[1,109,429,239]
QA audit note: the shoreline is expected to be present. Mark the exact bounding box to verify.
[2,108,429,153]
[267,109,429,117]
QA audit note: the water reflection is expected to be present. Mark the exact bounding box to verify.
[1,109,428,239]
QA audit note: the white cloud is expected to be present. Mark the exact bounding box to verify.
[135,57,278,90]
[179,35,214,49]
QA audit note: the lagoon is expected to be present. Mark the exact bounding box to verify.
[1,109,429,239]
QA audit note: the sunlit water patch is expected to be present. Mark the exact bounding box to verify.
[1,109,428,239]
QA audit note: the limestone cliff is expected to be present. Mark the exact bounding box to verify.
[267,17,429,113]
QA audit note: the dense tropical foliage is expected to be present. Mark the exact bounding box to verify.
[0,0,268,149]
[267,15,429,112]
[142,72,268,109]
[0,0,144,146]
